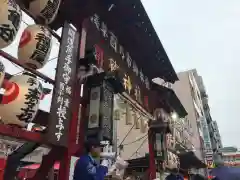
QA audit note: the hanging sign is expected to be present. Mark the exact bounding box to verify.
[86,14,151,111]
[46,22,79,146]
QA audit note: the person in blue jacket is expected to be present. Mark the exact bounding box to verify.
[73,139,109,180]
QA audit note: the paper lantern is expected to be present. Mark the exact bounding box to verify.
[18,24,52,69]
[0,72,43,127]
[0,0,22,49]
[166,134,176,150]
[0,61,5,87]
[26,0,61,24]
[166,152,179,169]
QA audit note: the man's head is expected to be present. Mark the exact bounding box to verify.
[85,139,103,157]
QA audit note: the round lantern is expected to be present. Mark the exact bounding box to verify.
[0,72,43,127]
[18,24,52,69]
[0,61,5,87]
[27,0,61,24]
[0,0,22,49]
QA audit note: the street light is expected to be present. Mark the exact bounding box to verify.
[171,112,178,120]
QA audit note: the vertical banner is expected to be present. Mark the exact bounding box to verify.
[100,82,114,141]
[47,22,79,147]
[86,82,114,143]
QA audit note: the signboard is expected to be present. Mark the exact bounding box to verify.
[207,160,214,169]
[47,22,79,146]
[100,83,114,140]
[85,14,151,111]
[87,82,114,142]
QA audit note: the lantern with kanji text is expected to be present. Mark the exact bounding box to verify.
[0,0,22,49]
[24,0,61,24]
[18,24,52,69]
[0,72,49,127]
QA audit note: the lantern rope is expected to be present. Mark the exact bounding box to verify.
[122,134,147,146]
[47,56,58,62]
[118,115,142,148]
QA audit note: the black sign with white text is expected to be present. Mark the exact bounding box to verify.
[47,22,79,147]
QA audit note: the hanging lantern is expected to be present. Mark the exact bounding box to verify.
[26,0,61,24]
[18,24,52,69]
[0,61,5,87]
[0,72,45,127]
[0,0,22,49]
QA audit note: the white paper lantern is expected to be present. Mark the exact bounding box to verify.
[0,0,22,49]
[166,134,176,150]
[166,151,179,169]
[0,72,43,127]
[26,0,61,24]
[0,61,5,87]
[18,24,52,69]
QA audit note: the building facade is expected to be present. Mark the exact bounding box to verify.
[194,74,214,165]
[220,147,240,167]
[114,94,149,160]
[209,121,223,151]
[172,70,206,174]
[172,69,223,170]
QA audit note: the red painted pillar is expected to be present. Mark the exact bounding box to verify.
[58,23,87,180]
[0,158,6,180]
[148,130,156,180]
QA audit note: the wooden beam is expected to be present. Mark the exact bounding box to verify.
[0,50,54,84]
[0,125,44,143]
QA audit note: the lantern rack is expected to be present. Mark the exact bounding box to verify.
[0,50,55,84]
[0,1,68,179]
[0,34,60,180]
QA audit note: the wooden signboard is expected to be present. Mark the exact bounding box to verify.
[47,22,80,147]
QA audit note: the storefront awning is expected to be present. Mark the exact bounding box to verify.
[179,151,206,170]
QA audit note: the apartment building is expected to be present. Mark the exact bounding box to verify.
[194,75,214,164]
[209,121,223,151]
[172,70,206,174]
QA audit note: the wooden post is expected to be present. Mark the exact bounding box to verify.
[148,130,156,180]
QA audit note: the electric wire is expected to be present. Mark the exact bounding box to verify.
[129,136,148,159]
[122,134,147,146]
[118,114,142,148]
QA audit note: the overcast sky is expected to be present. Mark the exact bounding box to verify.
[142,0,240,147]
[2,0,239,147]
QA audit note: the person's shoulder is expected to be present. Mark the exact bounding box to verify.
[79,155,91,163]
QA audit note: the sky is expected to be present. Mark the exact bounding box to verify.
[142,0,240,147]
[2,0,240,147]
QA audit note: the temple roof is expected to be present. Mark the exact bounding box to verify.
[50,0,178,83]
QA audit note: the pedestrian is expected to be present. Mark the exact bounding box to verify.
[73,139,109,180]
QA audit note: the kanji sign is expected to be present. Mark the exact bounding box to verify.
[47,22,79,146]
[86,16,151,111]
